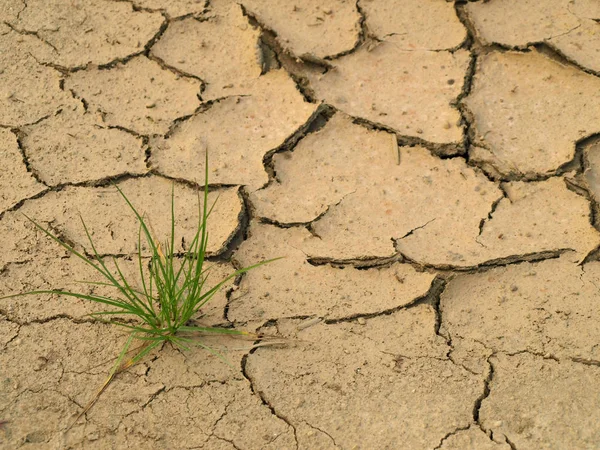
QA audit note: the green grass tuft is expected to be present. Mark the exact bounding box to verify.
[1,160,279,426]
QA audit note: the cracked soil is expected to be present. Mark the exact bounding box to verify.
[1,0,600,449]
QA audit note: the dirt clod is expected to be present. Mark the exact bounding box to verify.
[302,44,470,143]
[361,0,466,50]
[65,56,201,135]
[242,0,361,60]
[151,5,262,100]
[465,51,600,178]
[466,0,600,73]
[5,0,164,69]
[22,104,147,186]
[151,70,317,190]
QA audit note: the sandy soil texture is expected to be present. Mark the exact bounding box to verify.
[2,0,600,448]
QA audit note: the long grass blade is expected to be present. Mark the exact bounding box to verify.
[137,221,151,309]
[0,290,138,313]
[78,216,154,320]
[67,333,136,430]
[110,257,156,322]
[111,183,171,302]
[73,280,147,297]
[22,214,107,277]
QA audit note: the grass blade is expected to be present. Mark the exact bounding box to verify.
[68,333,136,430]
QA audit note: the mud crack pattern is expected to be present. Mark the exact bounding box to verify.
[1,0,600,448]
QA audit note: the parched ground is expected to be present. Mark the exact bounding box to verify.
[1,0,600,448]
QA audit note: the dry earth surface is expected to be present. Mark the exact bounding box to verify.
[1,0,600,449]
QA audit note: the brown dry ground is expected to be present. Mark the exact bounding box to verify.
[1,0,600,449]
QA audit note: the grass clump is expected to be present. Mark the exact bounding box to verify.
[2,164,277,425]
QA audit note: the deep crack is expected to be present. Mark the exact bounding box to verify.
[473,354,494,433]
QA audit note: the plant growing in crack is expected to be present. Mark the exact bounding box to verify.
[1,160,280,428]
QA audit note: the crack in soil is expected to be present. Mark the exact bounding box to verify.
[477,186,508,237]
[306,253,403,269]
[10,128,48,188]
[1,323,21,350]
[240,353,299,450]
[147,52,206,86]
[320,0,368,61]
[13,11,168,75]
[0,311,125,327]
[504,434,519,450]
[303,421,340,448]
[207,398,247,450]
[3,21,60,54]
[507,348,600,369]
[255,28,320,103]
[304,244,570,275]
[12,120,151,185]
[473,354,494,435]
[351,113,466,158]
[453,4,478,163]
[0,111,55,130]
[257,188,357,235]
[539,40,600,78]
[433,425,471,450]
[259,104,333,188]
[0,171,241,256]
[217,187,251,263]
[396,218,437,241]
[160,94,253,140]
[469,36,600,80]
[324,276,445,325]
[398,248,572,273]
[110,0,190,17]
